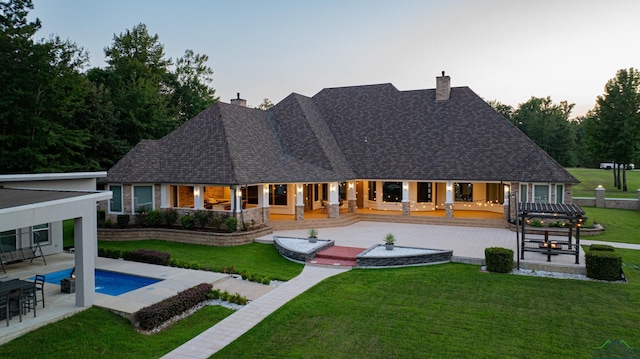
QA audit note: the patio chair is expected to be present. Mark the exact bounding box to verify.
[34,274,45,308]
[18,283,37,318]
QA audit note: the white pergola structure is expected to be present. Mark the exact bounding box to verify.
[0,173,111,307]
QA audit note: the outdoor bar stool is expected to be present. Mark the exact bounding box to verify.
[34,274,45,308]
[19,283,37,318]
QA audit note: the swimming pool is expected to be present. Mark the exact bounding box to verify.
[35,268,163,296]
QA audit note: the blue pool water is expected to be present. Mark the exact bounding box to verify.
[33,268,163,296]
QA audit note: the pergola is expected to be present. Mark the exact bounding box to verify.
[518,202,586,264]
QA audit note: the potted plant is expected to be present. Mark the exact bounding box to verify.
[384,232,395,250]
[308,228,318,243]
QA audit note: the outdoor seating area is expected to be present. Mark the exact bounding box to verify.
[0,276,44,326]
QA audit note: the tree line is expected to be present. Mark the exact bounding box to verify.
[2,1,639,191]
[0,0,218,173]
[489,68,640,191]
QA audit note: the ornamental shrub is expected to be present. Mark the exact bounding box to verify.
[589,244,615,252]
[194,210,212,228]
[484,247,514,273]
[124,249,171,266]
[136,283,212,331]
[144,210,163,227]
[98,248,125,259]
[162,208,180,227]
[180,214,195,229]
[225,217,238,232]
[116,214,130,228]
[585,250,623,281]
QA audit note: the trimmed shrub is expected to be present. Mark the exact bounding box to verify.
[194,210,213,228]
[136,283,212,331]
[484,247,514,273]
[135,208,148,227]
[145,210,164,227]
[162,208,180,227]
[98,248,125,259]
[124,249,171,266]
[225,217,238,232]
[211,213,227,230]
[586,250,623,281]
[116,215,130,228]
[589,244,615,252]
[180,214,195,229]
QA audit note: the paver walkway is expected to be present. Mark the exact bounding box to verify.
[162,265,350,359]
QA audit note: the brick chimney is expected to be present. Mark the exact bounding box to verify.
[230,92,247,107]
[435,71,450,101]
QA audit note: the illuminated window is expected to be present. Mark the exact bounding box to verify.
[455,183,473,202]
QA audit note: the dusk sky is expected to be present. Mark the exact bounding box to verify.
[31,0,639,118]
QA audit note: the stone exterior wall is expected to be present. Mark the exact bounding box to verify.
[98,226,272,246]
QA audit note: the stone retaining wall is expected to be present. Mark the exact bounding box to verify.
[356,245,453,267]
[98,226,272,246]
[273,237,334,262]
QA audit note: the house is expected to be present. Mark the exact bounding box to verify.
[102,73,578,225]
[0,172,111,307]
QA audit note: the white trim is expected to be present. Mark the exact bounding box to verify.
[0,172,106,182]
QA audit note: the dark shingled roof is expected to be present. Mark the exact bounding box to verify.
[105,82,578,185]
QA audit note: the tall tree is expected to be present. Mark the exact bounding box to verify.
[510,97,577,167]
[256,98,275,110]
[586,68,640,190]
[0,0,92,172]
[170,49,218,125]
[97,23,175,148]
[487,99,514,124]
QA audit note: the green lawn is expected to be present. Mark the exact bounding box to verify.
[214,254,640,358]
[582,207,640,244]
[567,167,640,198]
[12,206,640,358]
[0,305,233,359]
[98,240,304,281]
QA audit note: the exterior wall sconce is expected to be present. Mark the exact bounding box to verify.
[194,187,200,196]
[237,191,242,197]
[348,182,354,189]
[331,184,336,192]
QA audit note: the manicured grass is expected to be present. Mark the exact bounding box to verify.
[582,207,640,244]
[214,260,640,358]
[1,305,233,359]
[98,240,304,281]
[567,167,640,198]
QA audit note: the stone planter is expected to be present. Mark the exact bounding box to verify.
[61,278,75,293]
[309,238,317,243]
[385,244,394,250]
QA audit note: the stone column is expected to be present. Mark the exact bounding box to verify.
[401,181,410,216]
[445,181,454,218]
[295,183,304,221]
[595,186,605,208]
[347,181,357,214]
